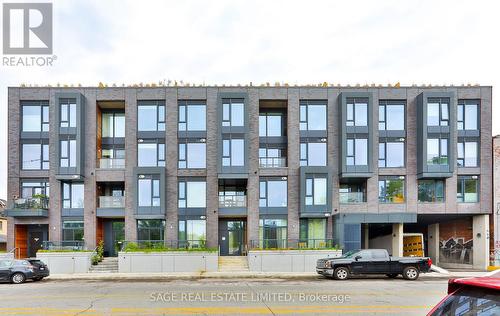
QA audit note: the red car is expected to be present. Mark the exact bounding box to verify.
[427,270,500,315]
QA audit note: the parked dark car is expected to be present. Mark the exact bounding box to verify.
[0,259,49,284]
[427,270,500,315]
[316,249,432,280]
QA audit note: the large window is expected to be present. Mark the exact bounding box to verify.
[21,180,50,198]
[102,112,125,137]
[222,138,244,167]
[378,176,405,203]
[178,101,206,131]
[259,112,284,136]
[62,220,84,242]
[457,100,478,130]
[22,101,49,132]
[22,142,49,170]
[138,141,165,167]
[179,141,206,168]
[305,176,327,206]
[346,99,368,127]
[179,219,206,247]
[60,99,76,128]
[259,178,287,207]
[457,176,479,203]
[346,138,367,166]
[137,220,165,241]
[138,101,165,131]
[259,218,287,248]
[222,99,244,127]
[427,138,448,165]
[379,101,404,130]
[379,140,404,168]
[299,218,327,248]
[60,138,77,168]
[418,180,445,202]
[300,141,327,166]
[300,101,326,131]
[62,182,84,208]
[457,141,478,167]
[178,181,206,208]
[427,99,449,126]
[138,176,160,207]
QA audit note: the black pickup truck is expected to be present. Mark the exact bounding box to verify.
[316,249,432,280]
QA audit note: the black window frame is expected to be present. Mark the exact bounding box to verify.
[59,137,77,168]
[62,220,84,242]
[378,100,405,131]
[178,100,207,132]
[59,98,77,128]
[299,100,327,131]
[137,100,166,132]
[21,101,49,132]
[457,175,479,203]
[300,139,327,167]
[137,219,165,241]
[346,137,368,166]
[137,175,161,207]
[427,98,449,127]
[178,138,207,169]
[417,179,445,203]
[62,182,85,209]
[221,98,245,127]
[305,175,328,206]
[137,139,165,167]
[378,138,405,168]
[21,140,49,170]
[457,139,479,167]
[259,177,288,208]
[222,137,245,167]
[457,100,479,131]
[378,176,406,203]
[426,137,449,166]
[346,98,368,127]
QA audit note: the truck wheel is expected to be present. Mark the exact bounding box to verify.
[11,273,26,284]
[386,273,398,278]
[402,267,419,280]
[333,267,349,280]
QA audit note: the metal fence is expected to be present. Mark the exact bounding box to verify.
[12,197,49,209]
[249,239,336,250]
[42,241,86,251]
[121,240,208,251]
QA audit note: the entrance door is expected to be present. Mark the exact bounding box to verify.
[103,219,125,257]
[28,231,43,258]
[219,219,246,256]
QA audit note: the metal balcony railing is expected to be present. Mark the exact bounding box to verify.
[249,239,336,250]
[99,158,125,169]
[42,241,86,251]
[339,192,366,204]
[259,157,287,168]
[121,240,208,251]
[218,195,247,208]
[12,197,49,210]
[98,196,125,208]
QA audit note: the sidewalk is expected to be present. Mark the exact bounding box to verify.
[45,270,489,281]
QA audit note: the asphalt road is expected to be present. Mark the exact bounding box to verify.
[0,276,449,315]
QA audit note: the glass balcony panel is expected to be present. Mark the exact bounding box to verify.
[258,157,286,168]
[99,196,125,208]
[99,158,125,169]
[339,192,365,204]
[218,195,247,208]
[13,197,49,209]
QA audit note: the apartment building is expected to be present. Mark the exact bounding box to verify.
[5,85,491,269]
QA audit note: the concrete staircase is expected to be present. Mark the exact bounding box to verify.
[89,257,119,273]
[218,256,249,271]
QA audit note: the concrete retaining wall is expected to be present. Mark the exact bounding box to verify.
[118,252,218,273]
[36,252,93,274]
[0,253,14,260]
[248,250,343,272]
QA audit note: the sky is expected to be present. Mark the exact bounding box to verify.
[0,0,499,199]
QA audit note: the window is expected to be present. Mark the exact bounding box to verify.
[427,286,500,316]
[60,99,76,128]
[222,99,244,127]
[305,176,327,206]
[339,182,366,203]
[346,99,368,127]
[62,221,84,242]
[259,219,287,248]
[179,220,206,247]
[138,101,165,131]
[457,141,478,167]
[138,141,165,167]
[346,138,367,166]
[379,140,404,167]
[178,181,206,208]
[178,101,206,131]
[259,146,286,168]
[457,176,479,203]
[21,180,50,198]
[299,219,327,248]
[178,141,206,168]
[22,102,49,132]
[457,100,478,130]
[222,138,244,167]
[62,183,84,208]
[259,178,287,207]
[379,101,404,130]
[300,141,327,166]
[418,180,445,202]
[138,176,160,207]
[379,176,405,203]
[22,142,49,170]
[427,99,449,126]
[102,112,125,137]
[427,138,448,165]
[299,101,326,131]
[137,220,165,241]
[60,139,77,167]
[259,112,284,136]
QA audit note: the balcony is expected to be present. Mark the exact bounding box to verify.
[259,157,286,168]
[339,192,366,204]
[99,158,125,169]
[4,197,49,217]
[218,195,247,208]
[99,196,125,208]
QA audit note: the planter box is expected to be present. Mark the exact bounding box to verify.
[36,252,93,274]
[118,251,218,273]
[0,253,14,260]
[248,249,342,272]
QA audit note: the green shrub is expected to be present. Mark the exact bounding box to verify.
[91,254,100,265]
[97,240,104,262]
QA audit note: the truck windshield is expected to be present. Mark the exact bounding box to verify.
[342,250,361,258]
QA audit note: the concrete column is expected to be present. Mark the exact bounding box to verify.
[473,214,489,270]
[205,88,218,249]
[124,89,138,241]
[392,223,403,257]
[287,89,300,240]
[427,223,439,264]
[165,88,179,244]
[83,89,97,249]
